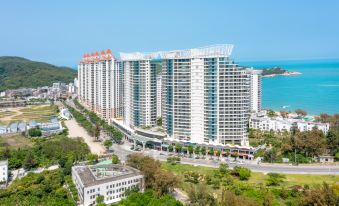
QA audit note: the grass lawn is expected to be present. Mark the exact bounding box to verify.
[0,105,58,125]
[0,110,16,118]
[162,162,339,187]
[249,172,339,187]
[0,134,33,148]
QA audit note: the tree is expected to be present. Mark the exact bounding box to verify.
[194,146,201,156]
[280,110,289,118]
[28,128,42,137]
[317,113,331,123]
[219,189,259,206]
[156,117,162,126]
[104,139,113,149]
[96,195,105,206]
[201,147,207,157]
[295,129,326,157]
[298,182,337,206]
[188,184,216,206]
[216,150,221,159]
[126,154,178,196]
[263,148,278,163]
[231,166,251,181]
[326,128,339,155]
[175,144,182,153]
[188,145,194,157]
[267,109,277,117]
[93,124,101,141]
[23,152,37,170]
[295,109,307,117]
[153,169,178,196]
[168,145,174,152]
[112,154,120,164]
[208,148,214,158]
[87,154,98,162]
[219,163,229,176]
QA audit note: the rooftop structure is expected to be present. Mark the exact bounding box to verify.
[249,110,330,134]
[72,164,144,206]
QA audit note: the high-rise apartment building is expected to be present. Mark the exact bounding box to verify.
[161,45,250,145]
[248,69,262,113]
[120,53,157,128]
[78,49,123,120]
[156,75,162,118]
[77,45,257,146]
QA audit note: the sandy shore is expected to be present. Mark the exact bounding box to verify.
[64,119,106,155]
[263,71,302,78]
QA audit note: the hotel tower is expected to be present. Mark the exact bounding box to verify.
[78,49,123,120]
[161,45,250,146]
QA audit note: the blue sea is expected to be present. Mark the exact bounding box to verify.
[239,59,339,115]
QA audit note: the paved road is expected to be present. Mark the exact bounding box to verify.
[112,143,339,175]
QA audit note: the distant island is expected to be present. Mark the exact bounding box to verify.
[0,56,76,91]
[261,67,302,77]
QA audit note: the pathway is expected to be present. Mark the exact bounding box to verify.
[65,119,106,155]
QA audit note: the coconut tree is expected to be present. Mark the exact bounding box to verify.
[233,151,239,162]
[216,150,221,160]
[188,145,194,157]
[175,143,182,154]
[201,147,207,157]
[195,146,201,157]
[168,145,174,153]
[208,148,214,159]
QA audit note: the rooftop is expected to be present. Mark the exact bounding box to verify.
[120,44,234,61]
[0,160,8,166]
[73,164,142,187]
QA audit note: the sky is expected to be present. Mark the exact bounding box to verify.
[0,0,339,66]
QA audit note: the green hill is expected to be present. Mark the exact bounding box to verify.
[0,56,77,91]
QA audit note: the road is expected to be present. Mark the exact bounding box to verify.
[112,143,339,175]
[64,99,339,175]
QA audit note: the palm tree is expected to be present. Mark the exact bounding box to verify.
[208,148,214,159]
[216,150,221,160]
[188,145,194,157]
[233,151,239,162]
[201,147,206,157]
[195,146,201,157]
[175,143,182,154]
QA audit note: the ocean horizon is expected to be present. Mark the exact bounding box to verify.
[239,59,339,115]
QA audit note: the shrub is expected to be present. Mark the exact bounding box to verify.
[231,166,251,181]
[266,173,286,186]
[28,128,42,137]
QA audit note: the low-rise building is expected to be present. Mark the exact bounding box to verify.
[72,164,144,206]
[249,111,330,134]
[60,108,72,120]
[0,160,8,183]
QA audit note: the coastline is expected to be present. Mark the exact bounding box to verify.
[263,71,302,78]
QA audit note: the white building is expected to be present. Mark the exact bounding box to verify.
[0,160,8,183]
[78,49,123,120]
[72,164,144,206]
[156,75,162,118]
[248,69,262,113]
[77,45,254,146]
[161,45,250,146]
[120,53,157,128]
[249,111,330,134]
